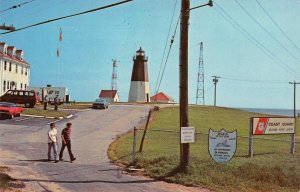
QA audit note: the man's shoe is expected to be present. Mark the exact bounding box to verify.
[55,160,59,163]
[48,159,51,161]
[59,158,63,161]
[71,158,76,162]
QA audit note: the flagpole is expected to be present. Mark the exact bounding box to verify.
[57,28,62,86]
[57,43,60,86]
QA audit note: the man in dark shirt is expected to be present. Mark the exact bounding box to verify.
[59,122,76,162]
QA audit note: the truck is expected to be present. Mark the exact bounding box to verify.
[27,86,70,104]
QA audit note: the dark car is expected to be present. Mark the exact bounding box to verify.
[0,102,24,119]
[0,90,38,108]
[92,99,109,109]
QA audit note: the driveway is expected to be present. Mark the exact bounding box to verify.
[0,104,207,192]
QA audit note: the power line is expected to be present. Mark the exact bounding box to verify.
[155,16,180,99]
[213,2,299,78]
[154,0,178,97]
[0,0,37,13]
[221,77,287,84]
[233,0,300,63]
[3,0,71,28]
[0,0,133,35]
[255,0,300,53]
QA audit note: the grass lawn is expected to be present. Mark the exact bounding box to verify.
[109,106,300,192]
[23,108,72,118]
[35,103,92,110]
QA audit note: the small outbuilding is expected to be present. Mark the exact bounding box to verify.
[150,92,174,103]
[99,90,119,103]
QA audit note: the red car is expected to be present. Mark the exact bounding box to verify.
[0,102,24,119]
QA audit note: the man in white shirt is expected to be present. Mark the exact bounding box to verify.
[48,123,59,163]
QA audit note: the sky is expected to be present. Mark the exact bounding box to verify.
[0,0,299,109]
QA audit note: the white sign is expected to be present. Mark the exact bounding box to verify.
[252,117,295,135]
[209,129,237,163]
[181,127,195,143]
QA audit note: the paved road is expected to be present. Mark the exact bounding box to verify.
[0,105,181,192]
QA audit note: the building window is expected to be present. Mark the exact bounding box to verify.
[9,62,12,71]
[7,81,10,90]
[24,84,27,90]
[3,80,6,92]
[25,68,27,76]
[4,61,7,70]
[21,83,23,90]
[21,67,23,75]
[16,64,18,73]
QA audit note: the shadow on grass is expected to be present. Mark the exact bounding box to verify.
[235,152,276,158]
[111,153,133,163]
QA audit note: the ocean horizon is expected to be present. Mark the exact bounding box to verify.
[239,108,300,117]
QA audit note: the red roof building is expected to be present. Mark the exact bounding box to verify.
[150,92,174,103]
[99,90,119,103]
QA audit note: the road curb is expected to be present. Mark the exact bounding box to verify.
[21,114,62,119]
[65,114,73,119]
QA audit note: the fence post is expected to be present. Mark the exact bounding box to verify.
[249,118,253,158]
[139,109,152,152]
[132,126,137,166]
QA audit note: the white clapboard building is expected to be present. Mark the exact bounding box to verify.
[0,42,30,96]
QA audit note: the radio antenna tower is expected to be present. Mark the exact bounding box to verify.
[111,59,118,90]
[196,42,205,105]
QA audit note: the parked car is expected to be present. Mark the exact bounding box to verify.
[0,102,24,119]
[0,90,38,108]
[92,99,109,109]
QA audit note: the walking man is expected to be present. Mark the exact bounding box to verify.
[48,123,59,163]
[59,122,76,162]
[54,95,59,111]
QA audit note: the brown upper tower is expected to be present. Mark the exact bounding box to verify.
[130,47,149,82]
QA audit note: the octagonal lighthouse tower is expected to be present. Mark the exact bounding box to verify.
[128,47,150,102]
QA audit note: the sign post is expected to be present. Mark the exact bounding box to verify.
[249,119,253,158]
[250,117,296,157]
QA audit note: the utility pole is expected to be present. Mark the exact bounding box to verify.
[196,42,204,105]
[212,76,220,106]
[179,0,190,170]
[179,0,212,171]
[289,81,300,154]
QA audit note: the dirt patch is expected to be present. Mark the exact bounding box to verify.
[0,148,66,192]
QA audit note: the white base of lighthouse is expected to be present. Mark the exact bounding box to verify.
[128,81,150,102]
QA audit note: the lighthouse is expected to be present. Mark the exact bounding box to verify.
[128,47,150,102]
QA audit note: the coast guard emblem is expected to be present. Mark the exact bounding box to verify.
[208,129,237,163]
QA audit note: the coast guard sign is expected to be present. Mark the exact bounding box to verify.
[208,129,237,163]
